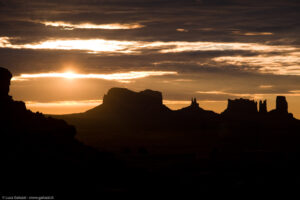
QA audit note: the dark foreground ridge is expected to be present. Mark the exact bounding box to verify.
[2,67,300,196]
[0,68,134,197]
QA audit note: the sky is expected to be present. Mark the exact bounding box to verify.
[0,0,300,117]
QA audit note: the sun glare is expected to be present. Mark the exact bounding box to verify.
[63,71,76,79]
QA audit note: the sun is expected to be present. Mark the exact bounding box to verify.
[63,71,77,79]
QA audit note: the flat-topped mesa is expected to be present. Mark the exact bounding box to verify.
[102,88,163,109]
[0,67,12,99]
[222,98,258,115]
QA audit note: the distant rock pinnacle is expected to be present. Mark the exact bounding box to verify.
[190,97,199,108]
[0,67,12,99]
[259,100,267,113]
[276,96,288,113]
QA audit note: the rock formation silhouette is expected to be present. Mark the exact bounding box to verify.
[221,96,295,120]
[179,97,205,112]
[0,67,124,196]
[103,88,163,107]
[259,99,267,113]
[75,89,219,131]
[267,96,293,118]
[3,66,300,196]
[177,97,218,118]
[276,96,288,113]
[63,87,298,131]
[191,97,199,108]
[86,87,170,117]
[221,98,258,119]
[0,67,12,99]
[56,87,300,195]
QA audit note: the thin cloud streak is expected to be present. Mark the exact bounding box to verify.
[1,36,299,76]
[41,21,144,30]
[156,42,296,53]
[232,31,273,36]
[213,53,300,75]
[0,37,137,53]
[196,90,300,99]
[12,71,178,82]
[1,37,297,54]
[259,85,273,89]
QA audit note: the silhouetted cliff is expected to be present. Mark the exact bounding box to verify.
[0,67,11,99]
[0,67,124,196]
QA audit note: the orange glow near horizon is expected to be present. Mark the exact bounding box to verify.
[25,100,226,115]
[25,100,103,115]
[24,98,300,120]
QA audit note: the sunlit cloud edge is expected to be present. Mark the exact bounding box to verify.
[1,37,297,54]
[12,71,178,82]
[40,21,144,30]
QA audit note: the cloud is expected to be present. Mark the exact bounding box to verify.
[12,70,178,82]
[41,21,144,30]
[1,36,297,55]
[259,85,273,89]
[213,52,300,75]
[1,0,300,116]
[176,28,188,32]
[0,37,138,53]
[232,31,273,36]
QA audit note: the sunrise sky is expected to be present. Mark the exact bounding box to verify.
[1,0,300,117]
